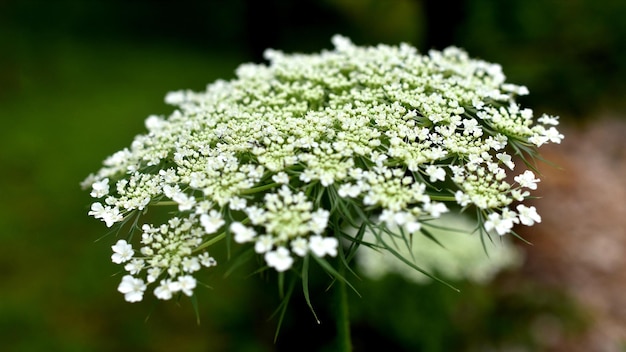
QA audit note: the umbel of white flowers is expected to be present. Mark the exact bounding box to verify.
[83,35,562,303]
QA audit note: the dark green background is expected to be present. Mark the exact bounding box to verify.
[1,0,622,350]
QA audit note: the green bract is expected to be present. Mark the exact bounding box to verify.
[84,35,562,303]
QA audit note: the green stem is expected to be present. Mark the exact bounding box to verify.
[192,232,226,252]
[336,265,352,352]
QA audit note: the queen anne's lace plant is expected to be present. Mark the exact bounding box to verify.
[83,35,562,303]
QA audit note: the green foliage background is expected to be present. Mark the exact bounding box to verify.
[1,0,622,350]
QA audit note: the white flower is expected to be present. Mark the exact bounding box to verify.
[147,267,161,283]
[538,114,559,125]
[145,114,165,131]
[255,235,274,253]
[90,178,110,198]
[454,191,471,207]
[291,237,308,257]
[229,197,247,211]
[425,165,446,183]
[200,210,225,234]
[89,202,123,227]
[529,134,549,147]
[177,275,197,296]
[545,126,564,144]
[337,183,362,198]
[154,279,181,300]
[164,90,185,105]
[405,220,422,234]
[496,153,515,170]
[182,257,201,273]
[172,192,196,211]
[198,252,217,267]
[265,247,294,272]
[308,235,339,257]
[514,170,540,190]
[484,212,515,236]
[309,209,330,235]
[517,204,541,226]
[424,202,448,218]
[124,259,144,275]
[111,239,134,264]
[272,172,289,184]
[118,275,146,302]
[230,222,257,243]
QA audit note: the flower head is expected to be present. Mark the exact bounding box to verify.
[85,35,560,304]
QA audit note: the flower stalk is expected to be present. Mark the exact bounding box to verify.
[336,264,352,352]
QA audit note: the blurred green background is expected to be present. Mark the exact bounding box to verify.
[1,0,624,351]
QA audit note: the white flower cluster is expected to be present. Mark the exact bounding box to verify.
[84,35,561,302]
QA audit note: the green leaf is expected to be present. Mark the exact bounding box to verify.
[419,225,447,249]
[190,294,201,325]
[311,255,361,297]
[301,255,321,324]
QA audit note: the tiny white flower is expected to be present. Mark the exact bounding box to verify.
[393,211,410,226]
[454,191,471,207]
[154,279,181,300]
[529,134,549,147]
[88,202,106,218]
[514,170,540,190]
[90,178,110,198]
[145,114,165,131]
[172,192,196,211]
[255,235,274,253]
[265,247,294,272]
[111,239,134,264]
[182,257,201,273]
[230,222,257,243]
[425,165,446,183]
[124,259,144,275]
[484,212,515,236]
[147,267,161,283]
[290,237,308,257]
[405,220,421,234]
[309,209,330,235]
[378,209,395,227]
[162,184,178,198]
[517,204,542,226]
[200,210,225,234]
[117,275,146,302]
[424,202,448,218]
[164,90,185,105]
[198,252,217,267]
[496,153,515,170]
[177,275,197,296]
[229,197,247,210]
[538,114,559,125]
[545,126,564,144]
[337,183,362,198]
[308,235,339,257]
[195,200,214,214]
[89,202,123,227]
[272,172,289,184]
